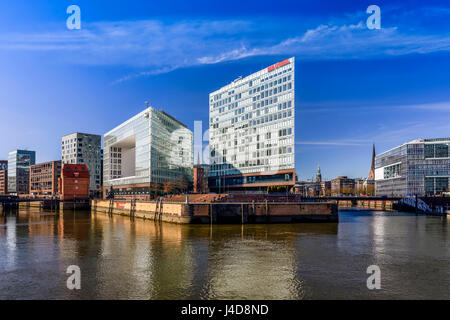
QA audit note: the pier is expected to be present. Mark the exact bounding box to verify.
[0,195,90,212]
[306,196,450,215]
[92,198,338,224]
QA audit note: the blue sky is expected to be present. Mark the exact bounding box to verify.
[0,0,449,180]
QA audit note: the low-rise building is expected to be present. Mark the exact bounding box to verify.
[59,164,90,200]
[0,160,7,194]
[331,176,355,196]
[293,181,320,197]
[29,161,61,196]
[320,181,331,196]
[356,178,375,196]
[193,164,209,194]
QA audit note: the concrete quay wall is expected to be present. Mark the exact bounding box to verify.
[91,200,338,224]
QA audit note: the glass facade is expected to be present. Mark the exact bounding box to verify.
[375,138,450,196]
[7,150,36,194]
[209,58,295,181]
[103,107,193,188]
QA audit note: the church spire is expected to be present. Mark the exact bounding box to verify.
[316,165,322,183]
[369,144,376,180]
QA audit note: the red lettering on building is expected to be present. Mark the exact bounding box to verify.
[267,59,290,72]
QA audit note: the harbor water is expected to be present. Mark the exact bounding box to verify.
[0,208,449,299]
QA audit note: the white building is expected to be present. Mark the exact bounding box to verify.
[102,107,193,198]
[208,58,296,191]
[61,132,102,194]
[375,138,450,196]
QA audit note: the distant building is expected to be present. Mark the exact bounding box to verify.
[103,107,193,199]
[193,160,209,193]
[331,176,355,196]
[0,160,7,194]
[375,138,450,196]
[356,178,375,196]
[208,58,296,192]
[293,167,328,197]
[8,150,36,194]
[29,161,61,196]
[293,180,320,197]
[320,180,331,196]
[59,164,90,200]
[61,132,102,196]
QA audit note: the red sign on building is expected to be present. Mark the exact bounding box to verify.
[267,59,290,72]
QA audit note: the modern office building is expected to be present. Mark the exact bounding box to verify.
[103,107,193,198]
[7,150,36,194]
[29,160,61,196]
[0,160,7,194]
[61,132,102,195]
[375,138,450,196]
[208,57,296,192]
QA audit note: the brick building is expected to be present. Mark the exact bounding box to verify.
[29,161,61,196]
[331,176,355,196]
[320,181,332,196]
[193,167,205,193]
[59,164,90,200]
[0,160,7,194]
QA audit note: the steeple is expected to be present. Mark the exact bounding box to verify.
[369,144,376,180]
[316,165,322,183]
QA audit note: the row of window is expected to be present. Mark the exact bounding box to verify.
[211,67,292,109]
[248,110,292,127]
[250,79,292,98]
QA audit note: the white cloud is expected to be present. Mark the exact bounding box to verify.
[1,14,450,82]
[295,140,369,146]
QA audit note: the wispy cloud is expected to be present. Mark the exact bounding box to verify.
[297,100,450,113]
[295,140,369,146]
[296,100,450,149]
[1,8,450,82]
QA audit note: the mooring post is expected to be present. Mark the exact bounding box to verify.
[265,199,269,222]
[252,200,255,223]
[415,194,418,214]
[209,203,213,225]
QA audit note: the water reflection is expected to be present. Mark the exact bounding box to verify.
[0,208,449,299]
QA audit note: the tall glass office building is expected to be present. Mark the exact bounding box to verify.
[375,138,450,196]
[103,107,193,197]
[208,58,295,192]
[8,149,36,194]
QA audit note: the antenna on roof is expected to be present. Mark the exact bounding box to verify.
[144,101,150,119]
